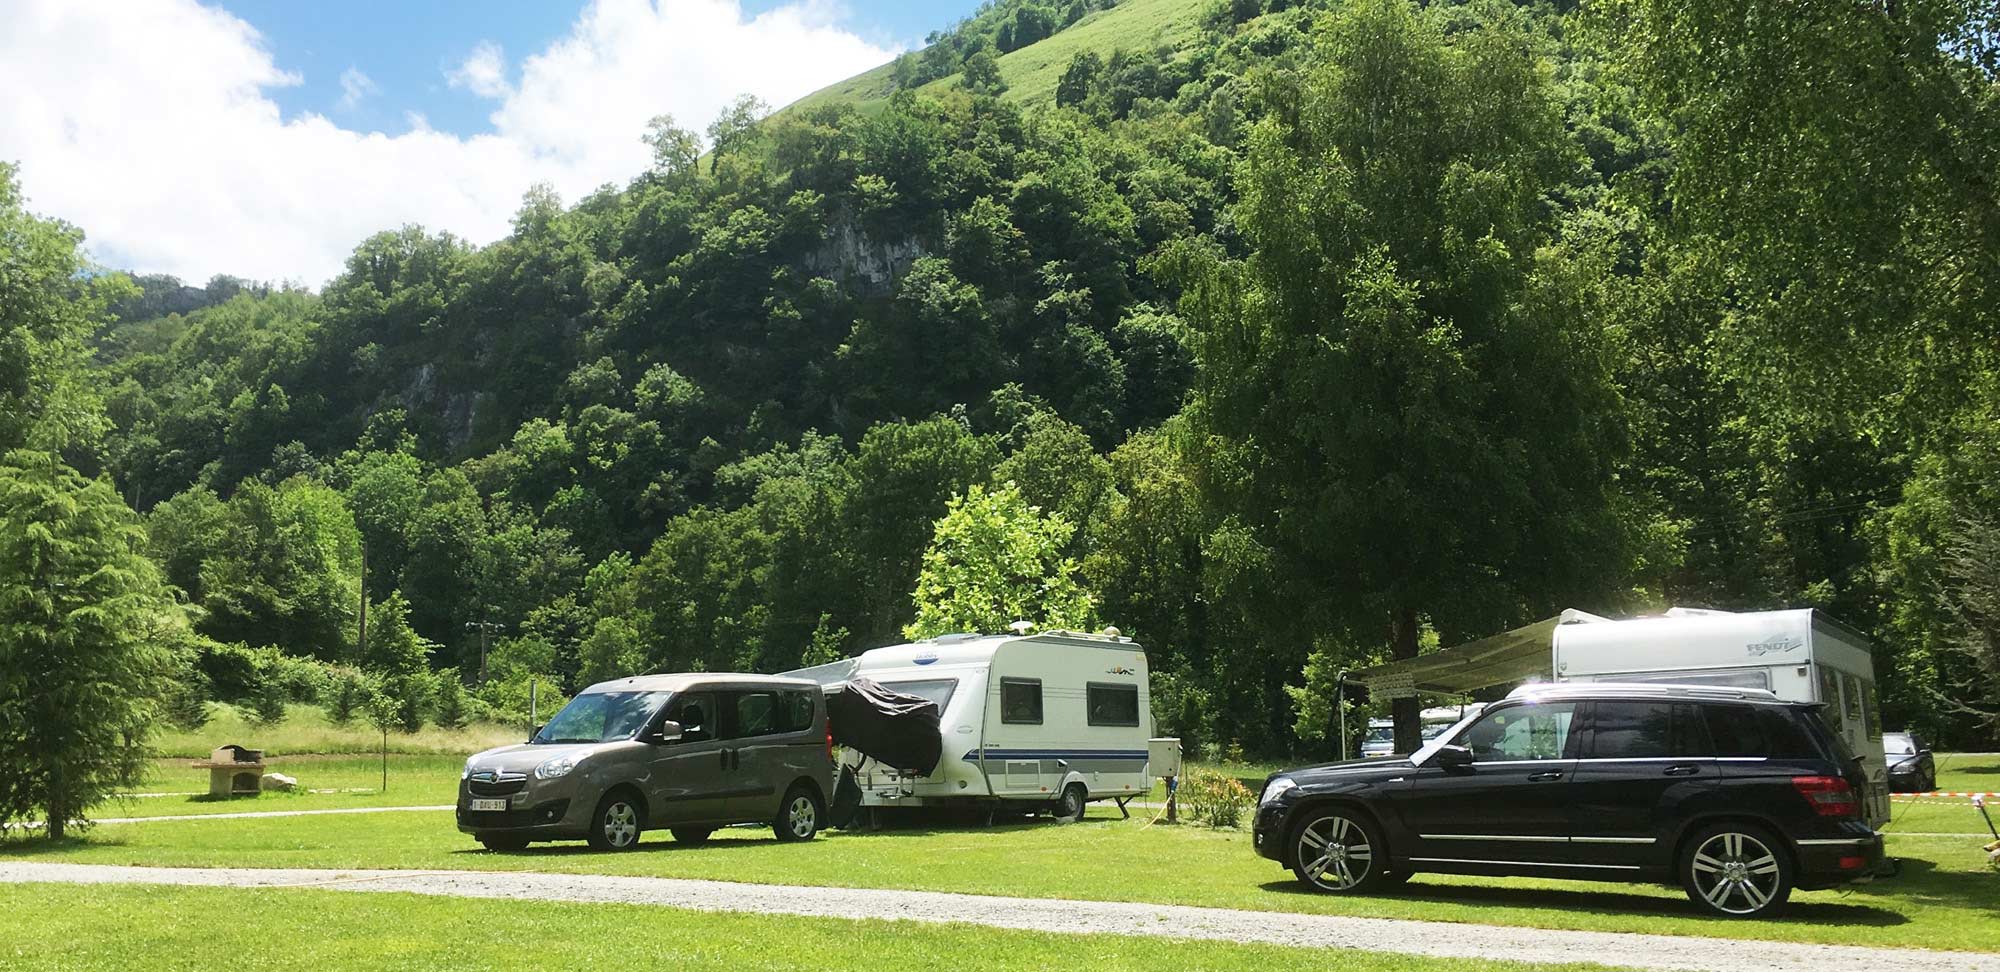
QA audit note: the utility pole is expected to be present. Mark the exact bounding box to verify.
[1335,669,1348,761]
[356,542,368,664]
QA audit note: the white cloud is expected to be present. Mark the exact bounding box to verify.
[336,66,379,110]
[447,41,510,100]
[0,0,898,286]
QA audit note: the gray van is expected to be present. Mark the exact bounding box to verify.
[457,674,834,851]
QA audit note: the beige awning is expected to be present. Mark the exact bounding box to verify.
[1349,609,1602,698]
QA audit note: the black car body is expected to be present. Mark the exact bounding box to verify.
[1883,731,1936,793]
[1253,683,1884,917]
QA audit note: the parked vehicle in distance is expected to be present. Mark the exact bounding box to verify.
[1361,705,1487,758]
[789,628,1152,821]
[1884,731,1937,793]
[1253,682,1885,918]
[457,673,834,851]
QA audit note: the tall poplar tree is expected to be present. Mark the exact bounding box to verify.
[1166,0,1633,750]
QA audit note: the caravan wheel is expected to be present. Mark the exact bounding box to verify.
[1052,783,1087,823]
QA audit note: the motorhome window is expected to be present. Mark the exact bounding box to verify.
[1589,701,1697,759]
[1817,666,1845,729]
[1000,678,1042,724]
[879,679,958,710]
[1842,671,1864,727]
[1461,703,1575,761]
[1086,683,1141,727]
[1617,669,1771,691]
[1703,704,1765,758]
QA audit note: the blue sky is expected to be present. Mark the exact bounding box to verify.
[222,0,982,137]
[3,0,963,284]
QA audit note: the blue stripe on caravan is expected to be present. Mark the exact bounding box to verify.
[960,752,1152,760]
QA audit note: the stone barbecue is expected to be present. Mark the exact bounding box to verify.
[193,745,265,797]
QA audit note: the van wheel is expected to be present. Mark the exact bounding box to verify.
[671,827,713,845]
[1290,808,1388,893]
[1052,783,1087,823]
[478,835,528,852]
[1681,824,1792,918]
[775,784,822,842]
[587,791,644,851]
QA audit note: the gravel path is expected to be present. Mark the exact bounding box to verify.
[4,862,1995,972]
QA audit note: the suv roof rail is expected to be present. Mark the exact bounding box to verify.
[1506,681,1783,703]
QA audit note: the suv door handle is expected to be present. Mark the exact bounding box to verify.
[1527,771,1565,782]
[1663,765,1700,777]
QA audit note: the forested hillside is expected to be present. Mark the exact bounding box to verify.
[6,0,1997,756]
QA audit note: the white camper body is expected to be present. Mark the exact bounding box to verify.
[1552,607,1891,826]
[791,631,1153,812]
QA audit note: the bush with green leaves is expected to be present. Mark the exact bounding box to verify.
[377,669,438,734]
[325,666,372,724]
[1178,769,1253,829]
[434,668,470,730]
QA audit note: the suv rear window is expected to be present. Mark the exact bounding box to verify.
[1770,707,1832,760]
[1590,701,1703,759]
[1703,704,1765,757]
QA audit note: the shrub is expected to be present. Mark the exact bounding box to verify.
[326,667,372,724]
[378,669,439,734]
[195,642,263,702]
[476,670,567,729]
[434,669,470,730]
[1179,769,1253,828]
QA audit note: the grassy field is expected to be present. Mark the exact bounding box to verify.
[13,755,2000,953]
[786,0,1206,115]
[0,884,1617,972]
[150,703,524,759]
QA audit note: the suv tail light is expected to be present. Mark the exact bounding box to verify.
[826,721,835,763]
[1792,775,1860,818]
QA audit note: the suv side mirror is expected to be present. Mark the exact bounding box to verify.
[1433,744,1473,767]
[641,720,684,745]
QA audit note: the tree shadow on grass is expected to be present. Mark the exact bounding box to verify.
[1857,855,2000,918]
[0,833,130,857]
[1256,877,1913,928]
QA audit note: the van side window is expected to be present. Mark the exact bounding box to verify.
[667,693,714,742]
[1087,683,1140,727]
[777,690,816,734]
[729,691,778,738]
[1000,678,1042,725]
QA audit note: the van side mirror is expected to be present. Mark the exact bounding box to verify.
[528,724,543,743]
[641,720,684,745]
[1434,745,1473,767]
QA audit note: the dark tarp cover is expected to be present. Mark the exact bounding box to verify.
[827,677,943,775]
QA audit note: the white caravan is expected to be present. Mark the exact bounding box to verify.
[789,630,1154,817]
[1552,607,1891,825]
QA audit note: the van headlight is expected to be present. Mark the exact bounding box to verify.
[535,755,580,780]
[1260,777,1297,805]
[461,761,473,780]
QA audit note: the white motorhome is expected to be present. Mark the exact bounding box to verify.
[1552,607,1891,826]
[789,630,1154,819]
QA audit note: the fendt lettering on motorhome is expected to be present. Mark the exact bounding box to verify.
[789,629,1155,822]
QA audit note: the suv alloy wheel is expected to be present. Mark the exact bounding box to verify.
[1291,808,1387,893]
[1681,823,1793,917]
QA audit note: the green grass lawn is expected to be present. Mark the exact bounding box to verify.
[99,756,464,818]
[1932,751,2000,793]
[12,787,1999,951]
[149,703,525,759]
[0,884,1617,972]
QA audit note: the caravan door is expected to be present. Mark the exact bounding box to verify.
[988,676,1050,795]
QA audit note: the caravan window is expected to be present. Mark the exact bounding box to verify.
[1817,666,1845,729]
[879,679,958,710]
[1861,682,1883,741]
[1000,678,1042,724]
[1087,683,1141,727]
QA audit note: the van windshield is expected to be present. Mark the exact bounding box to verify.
[534,691,673,744]
[878,678,958,710]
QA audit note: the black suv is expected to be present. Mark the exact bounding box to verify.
[1253,684,1884,917]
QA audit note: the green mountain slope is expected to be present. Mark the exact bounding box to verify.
[789,0,1205,114]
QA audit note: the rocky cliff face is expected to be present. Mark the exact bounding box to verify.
[806,220,926,297]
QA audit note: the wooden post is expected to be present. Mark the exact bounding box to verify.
[380,723,388,793]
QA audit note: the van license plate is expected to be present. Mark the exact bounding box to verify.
[470,799,508,812]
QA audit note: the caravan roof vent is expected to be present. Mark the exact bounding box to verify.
[1101,626,1122,640]
[1008,620,1035,635]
